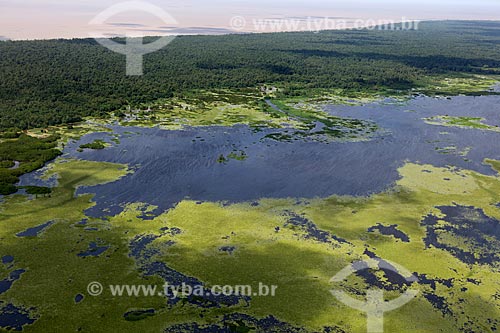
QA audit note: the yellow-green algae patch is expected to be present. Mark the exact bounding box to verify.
[1,158,500,332]
[115,90,303,130]
[27,121,114,149]
[0,159,157,332]
[420,75,500,96]
[424,115,500,132]
[42,159,131,189]
[397,163,479,195]
[157,161,500,332]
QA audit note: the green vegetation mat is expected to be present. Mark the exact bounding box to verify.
[424,116,500,131]
[0,157,499,332]
[0,134,61,195]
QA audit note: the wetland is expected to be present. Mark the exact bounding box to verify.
[2,92,500,332]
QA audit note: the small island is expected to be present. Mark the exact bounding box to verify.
[78,140,108,151]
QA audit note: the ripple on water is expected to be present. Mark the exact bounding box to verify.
[19,96,500,219]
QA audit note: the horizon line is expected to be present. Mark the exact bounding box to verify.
[2,19,499,42]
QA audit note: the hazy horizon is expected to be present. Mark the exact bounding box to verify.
[1,0,500,40]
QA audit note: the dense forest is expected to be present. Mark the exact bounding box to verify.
[0,134,61,194]
[0,20,500,130]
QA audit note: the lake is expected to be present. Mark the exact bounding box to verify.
[20,95,500,218]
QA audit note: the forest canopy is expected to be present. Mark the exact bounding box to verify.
[0,21,500,130]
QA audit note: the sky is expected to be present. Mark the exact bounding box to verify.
[0,0,499,40]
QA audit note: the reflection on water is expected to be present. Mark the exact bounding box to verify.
[20,96,500,218]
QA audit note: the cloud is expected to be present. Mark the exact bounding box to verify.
[108,23,146,27]
[0,36,10,41]
[145,26,238,35]
[285,16,354,20]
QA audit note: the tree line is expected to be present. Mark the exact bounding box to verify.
[0,20,499,131]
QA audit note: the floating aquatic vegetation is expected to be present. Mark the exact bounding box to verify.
[123,309,155,322]
[424,116,500,132]
[129,234,250,308]
[422,205,500,266]
[283,211,349,245]
[2,97,500,332]
[263,99,380,143]
[164,313,312,333]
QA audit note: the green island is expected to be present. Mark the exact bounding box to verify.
[79,140,109,151]
[424,116,500,131]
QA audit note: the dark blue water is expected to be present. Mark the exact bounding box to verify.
[1,256,14,265]
[20,96,500,218]
[77,242,109,258]
[0,302,36,331]
[16,221,54,238]
[0,270,25,295]
[74,294,84,304]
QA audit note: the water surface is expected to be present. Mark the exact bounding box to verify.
[20,96,500,218]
